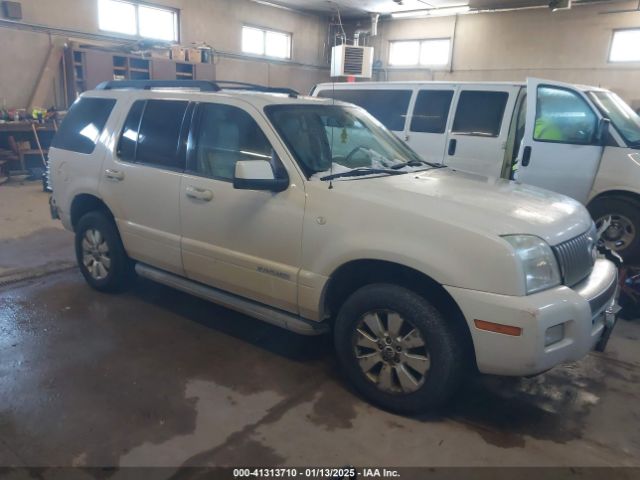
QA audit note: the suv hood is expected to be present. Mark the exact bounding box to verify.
[331,168,592,246]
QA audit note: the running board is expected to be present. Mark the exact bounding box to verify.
[134,263,329,336]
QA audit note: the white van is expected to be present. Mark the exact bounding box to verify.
[312,79,640,262]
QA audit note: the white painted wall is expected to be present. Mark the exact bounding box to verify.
[0,0,330,108]
[366,1,640,107]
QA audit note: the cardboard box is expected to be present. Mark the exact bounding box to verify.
[170,46,186,62]
[187,48,201,64]
[150,49,171,60]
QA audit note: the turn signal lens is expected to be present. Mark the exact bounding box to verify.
[474,319,522,337]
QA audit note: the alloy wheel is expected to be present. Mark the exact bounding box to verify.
[353,310,430,394]
[81,228,111,281]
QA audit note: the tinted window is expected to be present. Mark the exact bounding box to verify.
[410,90,454,133]
[266,104,423,179]
[317,89,411,131]
[535,86,598,145]
[191,103,279,181]
[117,100,145,162]
[52,97,116,154]
[136,100,189,170]
[452,91,509,137]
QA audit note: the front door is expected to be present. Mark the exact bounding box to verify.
[516,78,604,203]
[444,86,519,178]
[179,100,305,314]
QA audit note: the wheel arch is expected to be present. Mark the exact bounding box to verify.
[321,258,477,368]
[70,193,115,231]
[588,189,640,209]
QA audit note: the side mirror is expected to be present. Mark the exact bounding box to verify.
[596,117,611,146]
[233,160,289,192]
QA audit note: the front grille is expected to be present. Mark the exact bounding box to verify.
[552,224,597,287]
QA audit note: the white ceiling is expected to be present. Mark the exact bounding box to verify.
[257,0,620,16]
[259,0,474,16]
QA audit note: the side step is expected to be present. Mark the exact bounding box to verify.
[135,263,329,336]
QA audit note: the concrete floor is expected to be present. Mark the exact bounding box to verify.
[1,182,640,470]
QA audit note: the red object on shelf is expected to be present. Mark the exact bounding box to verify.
[347,76,356,83]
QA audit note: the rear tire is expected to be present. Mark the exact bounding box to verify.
[334,283,466,414]
[75,211,133,292]
[589,196,640,264]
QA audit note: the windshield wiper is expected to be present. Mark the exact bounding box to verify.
[390,159,445,170]
[320,168,406,181]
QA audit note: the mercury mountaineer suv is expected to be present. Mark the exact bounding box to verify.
[48,80,619,413]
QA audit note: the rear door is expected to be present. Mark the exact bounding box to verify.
[315,86,413,139]
[445,86,519,178]
[516,78,604,203]
[99,97,191,275]
[404,86,456,164]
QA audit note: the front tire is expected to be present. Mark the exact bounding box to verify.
[334,283,466,414]
[75,211,133,292]
[589,196,640,264]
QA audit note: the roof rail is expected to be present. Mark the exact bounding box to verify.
[95,80,221,92]
[215,81,299,97]
[94,80,299,97]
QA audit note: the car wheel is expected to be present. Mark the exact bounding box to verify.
[589,196,640,264]
[75,211,133,292]
[334,283,466,414]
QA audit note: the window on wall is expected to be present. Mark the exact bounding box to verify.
[609,29,640,63]
[242,26,292,59]
[98,0,179,42]
[389,39,451,67]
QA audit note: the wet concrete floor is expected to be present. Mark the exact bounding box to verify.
[1,183,639,471]
[0,269,639,469]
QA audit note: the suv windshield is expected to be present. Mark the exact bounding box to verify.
[266,104,435,180]
[588,91,640,147]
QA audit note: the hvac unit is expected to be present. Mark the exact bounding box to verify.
[331,45,374,78]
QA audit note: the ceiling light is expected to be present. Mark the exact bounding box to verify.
[391,5,470,19]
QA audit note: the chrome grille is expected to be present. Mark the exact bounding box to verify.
[553,224,597,287]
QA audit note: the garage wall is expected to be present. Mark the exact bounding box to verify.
[0,0,330,109]
[367,1,640,107]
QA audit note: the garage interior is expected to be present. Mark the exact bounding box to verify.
[1,0,640,474]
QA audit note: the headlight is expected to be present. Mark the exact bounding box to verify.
[503,235,561,294]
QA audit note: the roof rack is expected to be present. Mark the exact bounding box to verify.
[94,80,298,97]
[96,80,221,92]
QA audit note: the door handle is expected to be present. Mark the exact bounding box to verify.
[521,146,532,167]
[448,138,457,156]
[185,185,213,201]
[104,169,124,181]
[404,134,410,142]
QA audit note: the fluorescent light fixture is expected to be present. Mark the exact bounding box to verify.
[391,5,470,19]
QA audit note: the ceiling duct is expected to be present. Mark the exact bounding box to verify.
[370,12,380,36]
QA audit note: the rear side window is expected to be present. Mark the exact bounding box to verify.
[117,100,145,162]
[52,97,116,154]
[317,89,411,131]
[410,90,454,133]
[118,99,189,170]
[452,91,509,137]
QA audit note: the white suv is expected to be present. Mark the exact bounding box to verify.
[49,80,619,413]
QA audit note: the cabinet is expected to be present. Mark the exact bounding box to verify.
[65,47,214,105]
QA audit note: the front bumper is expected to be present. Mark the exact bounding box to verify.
[445,259,618,376]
